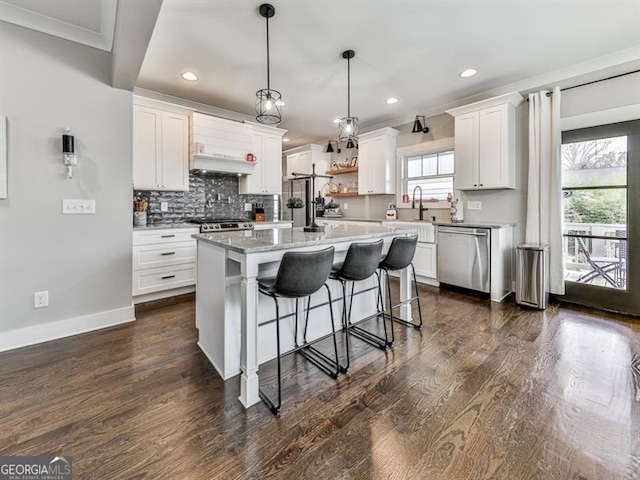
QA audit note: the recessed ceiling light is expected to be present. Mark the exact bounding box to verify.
[333,118,341,124]
[386,97,399,105]
[275,99,286,107]
[181,71,199,81]
[459,68,478,78]
[282,138,290,142]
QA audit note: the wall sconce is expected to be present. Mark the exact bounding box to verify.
[325,140,341,154]
[62,127,77,179]
[412,115,430,134]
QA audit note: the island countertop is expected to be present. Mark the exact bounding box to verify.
[192,224,416,254]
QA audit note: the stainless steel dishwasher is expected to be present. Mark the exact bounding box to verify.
[437,226,490,292]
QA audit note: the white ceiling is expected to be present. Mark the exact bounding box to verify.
[136,0,640,147]
[2,0,638,148]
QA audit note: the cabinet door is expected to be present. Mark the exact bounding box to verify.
[357,139,373,194]
[133,106,161,190]
[160,111,189,191]
[478,104,509,189]
[414,243,437,279]
[453,112,478,190]
[285,153,298,178]
[240,131,265,194]
[262,133,283,194]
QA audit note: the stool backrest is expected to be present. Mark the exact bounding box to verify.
[336,239,384,281]
[273,246,335,298]
[380,234,418,271]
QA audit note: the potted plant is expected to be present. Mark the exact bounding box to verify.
[287,197,304,208]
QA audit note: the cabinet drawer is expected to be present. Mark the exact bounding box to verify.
[132,263,196,296]
[133,228,198,246]
[133,243,196,270]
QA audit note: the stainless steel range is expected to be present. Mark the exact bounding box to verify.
[189,218,254,233]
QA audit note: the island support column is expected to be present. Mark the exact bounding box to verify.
[239,256,261,408]
[398,266,412,321]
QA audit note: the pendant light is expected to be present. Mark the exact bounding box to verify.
[255,4,282,125]
[412,115,429,134]
[338,50,359,146]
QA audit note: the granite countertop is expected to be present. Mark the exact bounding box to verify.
[433,221,516,229]
[133,220,293,231]
[193,224,414,254]
[319,217,386,223]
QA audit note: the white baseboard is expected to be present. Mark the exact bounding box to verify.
[0,305,136,353]
[197,341,240,381]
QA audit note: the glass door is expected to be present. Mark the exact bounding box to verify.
[561,120,639,315]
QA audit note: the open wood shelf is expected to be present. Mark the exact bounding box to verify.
[326,192,359,197]
[326,167,358,175]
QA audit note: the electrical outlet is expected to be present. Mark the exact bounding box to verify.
[343,203,348,210]
[34,291,49,308]
[160,202,169,212]
[467,201,482,211]
[62,199,95,214]
[244,203,253,211]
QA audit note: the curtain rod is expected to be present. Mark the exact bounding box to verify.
[527,68,640,99]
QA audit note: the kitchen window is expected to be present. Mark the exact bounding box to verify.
[402,150,454,201]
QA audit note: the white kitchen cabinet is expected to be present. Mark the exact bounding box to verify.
[414,243,437,280]
[446,92,523,190]
[357,127,399,195]
[239,123,287,195]
[133,104,189,191]
[284,144,330,179]
[132,227,199,302]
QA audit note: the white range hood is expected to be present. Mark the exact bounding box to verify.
[190,112,255,175]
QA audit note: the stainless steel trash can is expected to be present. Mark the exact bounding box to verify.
[516,244,549,309]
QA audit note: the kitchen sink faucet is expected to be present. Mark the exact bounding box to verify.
[412,185,427,221]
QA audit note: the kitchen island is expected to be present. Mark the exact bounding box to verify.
[193,224,416,408]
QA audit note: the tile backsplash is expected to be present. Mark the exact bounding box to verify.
[134,173,276,224]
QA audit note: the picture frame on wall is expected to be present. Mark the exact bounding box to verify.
[350,156,358,168]
[0,115,7,199]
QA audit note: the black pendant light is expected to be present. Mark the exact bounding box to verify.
[338,50,359,145]
[325,140,341,153]
[255,4,282,125]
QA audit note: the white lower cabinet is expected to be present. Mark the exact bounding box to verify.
[413,243,437,280]
[132,227,199,302]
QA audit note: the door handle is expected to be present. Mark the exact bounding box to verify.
[439,229,488,236]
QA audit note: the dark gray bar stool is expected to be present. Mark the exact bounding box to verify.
[329,239,385,371]
[258,246,337,415]
[378,234,423,346]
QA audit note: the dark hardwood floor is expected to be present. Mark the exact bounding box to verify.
[1,285,639,479]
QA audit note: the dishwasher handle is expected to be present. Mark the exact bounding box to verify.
[439,228,488,236]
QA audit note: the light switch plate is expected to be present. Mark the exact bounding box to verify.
[160,202,169,212]
[467,201,482,211]
[244,203,253,212]
[62,199,95,214]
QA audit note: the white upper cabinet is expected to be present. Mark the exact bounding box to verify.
[446,92,523,190]
[284,144,330,179]
[357,127,399,195]
[133,103,189,191]
[239,123,287,195]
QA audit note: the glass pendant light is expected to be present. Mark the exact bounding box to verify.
[255,4,282,125]
[338,50,359,145]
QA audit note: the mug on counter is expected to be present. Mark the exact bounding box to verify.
[402,194,410,203]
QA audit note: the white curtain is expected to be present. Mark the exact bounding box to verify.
[525,87,565,295]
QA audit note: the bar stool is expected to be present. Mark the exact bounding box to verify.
[329,239,385,372]
[378,234,422,346]
[257,246,338,415]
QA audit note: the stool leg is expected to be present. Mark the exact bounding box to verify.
[298,292,341,379]
[293,298,299,347]
[346,276,390,350]
[258,294,282,415]
[384,269,395,346]
[341,280,351,372]
[384,264,422,330]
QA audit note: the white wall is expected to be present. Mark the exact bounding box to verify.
[0,23,134,351]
